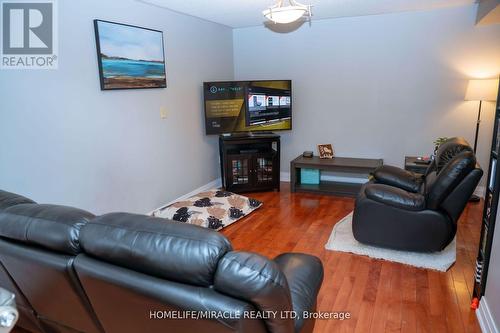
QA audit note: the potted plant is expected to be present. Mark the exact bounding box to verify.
[433,137,449,156]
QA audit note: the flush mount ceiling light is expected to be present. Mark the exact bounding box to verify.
[263,0,312,24]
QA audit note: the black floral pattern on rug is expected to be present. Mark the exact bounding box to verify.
[215,190,232,197]
[193,197,213,207]
[154,189,263,231]
[207,216,224,230]
[248,198,262,208]
[229,207,244,219]
[172,207,191,222]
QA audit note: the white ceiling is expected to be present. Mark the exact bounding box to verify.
[139,0,477,28]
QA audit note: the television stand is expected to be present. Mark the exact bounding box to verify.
[219,134,280,193]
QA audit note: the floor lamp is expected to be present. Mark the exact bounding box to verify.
[465,79,499,201]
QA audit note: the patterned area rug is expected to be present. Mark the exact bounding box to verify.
[151,189,262,231]
[325,212,456,272]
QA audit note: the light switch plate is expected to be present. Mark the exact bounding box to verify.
[160,106,168,119]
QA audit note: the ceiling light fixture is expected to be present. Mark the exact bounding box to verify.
[263,0,312,24]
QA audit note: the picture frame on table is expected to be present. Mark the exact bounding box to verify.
[318,144,334,159]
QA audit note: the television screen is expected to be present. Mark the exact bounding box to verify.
[204,80,292,134]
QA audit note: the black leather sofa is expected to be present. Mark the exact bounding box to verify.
[352,137,483,252]
[0,190,323,333]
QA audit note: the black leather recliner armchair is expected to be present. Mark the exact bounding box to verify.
[0,190,324,333]
[352,137,483,252]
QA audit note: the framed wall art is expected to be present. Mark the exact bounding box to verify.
[94,20,166,90]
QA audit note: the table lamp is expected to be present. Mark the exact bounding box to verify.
[465,78,499,202]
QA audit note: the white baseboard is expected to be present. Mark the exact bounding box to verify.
[148,178,222,215]
[477,296,499,333]
[280,172,290,182]
[280,171,368,184]
[475,186,486,198]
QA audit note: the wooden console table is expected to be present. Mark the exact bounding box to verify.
[290,156,383,197]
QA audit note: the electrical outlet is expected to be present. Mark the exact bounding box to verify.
[160,106,168,119]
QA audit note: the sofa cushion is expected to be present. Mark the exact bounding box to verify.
[80,212,232,287]
[0,204,94,255]
[0,190,35,210]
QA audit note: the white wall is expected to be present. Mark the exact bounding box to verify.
[0,0,233,214]
[233,5,500,183]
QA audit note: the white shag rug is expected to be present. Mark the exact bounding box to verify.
[325,212,456,272]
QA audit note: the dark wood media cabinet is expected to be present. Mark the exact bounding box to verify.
[219,134,280,193]
[290,155,383,197]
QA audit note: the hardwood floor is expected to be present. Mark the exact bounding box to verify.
[221,183,483,333]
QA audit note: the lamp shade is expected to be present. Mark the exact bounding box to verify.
[464,79,499,101]
[263,6,307,24]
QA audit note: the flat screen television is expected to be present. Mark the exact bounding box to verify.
[203,80,292,135]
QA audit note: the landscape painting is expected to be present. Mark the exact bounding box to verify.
[94,20,166,90]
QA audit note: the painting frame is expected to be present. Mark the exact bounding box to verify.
[318,144,334,159]
[93,19,167,90]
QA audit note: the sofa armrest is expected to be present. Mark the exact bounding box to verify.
[365,184,426,211]
[214,251,295,333]
[273,253,323,333]
[372,165,422,193]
